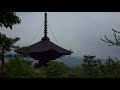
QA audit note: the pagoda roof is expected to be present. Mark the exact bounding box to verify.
[17,37,72,55]
[29,39,72,55]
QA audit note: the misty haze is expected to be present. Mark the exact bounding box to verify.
[1,12,120,78]
[1,12,120,59]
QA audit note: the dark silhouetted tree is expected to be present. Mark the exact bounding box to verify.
[0,12,21,72]
[98,57,120,78]
[0,12,21,29]
[101,29,120,46]
[17,46,30,57]
[0,34,20,71]
[82,55,99,78]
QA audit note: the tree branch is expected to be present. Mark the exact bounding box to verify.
[101,29,120,46]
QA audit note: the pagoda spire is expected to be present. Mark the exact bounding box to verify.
[42,12,49,40]
[44,12,47,37]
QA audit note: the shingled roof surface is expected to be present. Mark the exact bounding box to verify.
[28,39,72,55]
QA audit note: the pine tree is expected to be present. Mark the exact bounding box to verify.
[98,57,120,78]
[0,12,21,72]
[82,55,99,78]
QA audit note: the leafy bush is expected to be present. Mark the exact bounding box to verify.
[68,66,84,78]
[98,57,120,78]
[3,55,120,78]
[38,61,70,78]
[3,56,36,78]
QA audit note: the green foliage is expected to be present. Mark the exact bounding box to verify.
[38,61,70,78]
[0,12,21,72]
[82,55,99,78]
[3,56,35,78]
[0,33,20,51]
[100,28,120,77]
[3,57,70,78]
[68,66,84,78]
[0,12,21,29]
[2,55,120,78]
[0,33,12,51]
[2,58,71,78]
[17,46,31,57]
[0,33,20,72]
[37,67,48,78]
[98,57,120,78]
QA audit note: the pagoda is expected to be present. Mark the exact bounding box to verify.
[16,12,73,67]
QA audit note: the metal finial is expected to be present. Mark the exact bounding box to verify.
[44,12,47,37]
[42,12,49,41]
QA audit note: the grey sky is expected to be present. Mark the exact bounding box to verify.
[1,12,120,59]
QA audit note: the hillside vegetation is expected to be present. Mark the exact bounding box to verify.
[1,55,120,78]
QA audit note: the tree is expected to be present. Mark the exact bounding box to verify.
[101,29,120,46]
[69,66,84,78]
[100,28,120,77]
[0,12,21,29]
[0,34,20,71]
[82,55,99,78]
[98,57,120,78]
[39,61,69,78]
[3,56,35,78]
[0,12,21,72]
[16,46,31,57]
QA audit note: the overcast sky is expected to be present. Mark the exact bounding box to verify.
[1,12,120,59]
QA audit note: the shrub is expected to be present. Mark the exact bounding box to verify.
[38,61,69,78]
[3,56,36,78]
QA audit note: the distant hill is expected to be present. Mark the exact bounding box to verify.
[55,56,83,67]
[3,50,106,67]
[3,50,83,67]
[55,56,106,67]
